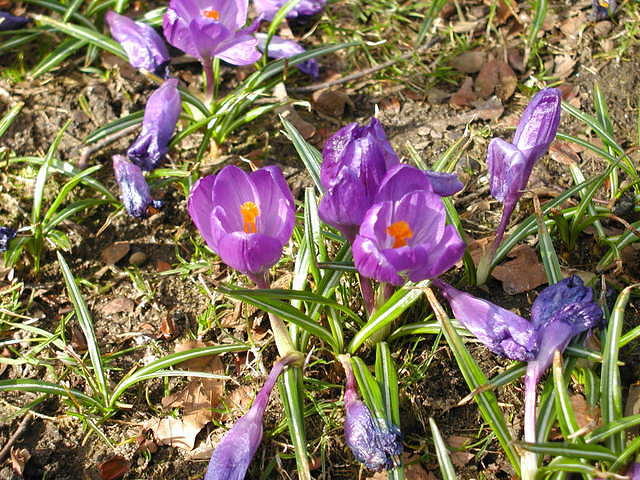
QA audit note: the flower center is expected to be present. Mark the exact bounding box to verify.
[386,221,412,248]
[240,201,260,234]
[202,8,220,20]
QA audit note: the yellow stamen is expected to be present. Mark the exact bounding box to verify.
[240,201,260,234]
[386,221,412,248]
[202,9,220,20]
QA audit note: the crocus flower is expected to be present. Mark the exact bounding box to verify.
[127,78,181,171]
[105,11,171,78]
[338,355,402,471]
[205,353,301,480]
[253,0,325,21]
[352,189,465,286]
[163,0,261,66]
[592,0,616,21]
[255,33,319,78]
[477,88,562,284]
[187,165,295,282]
[113,155,163,218]
[0,11,29,31]
[0,227,17,252]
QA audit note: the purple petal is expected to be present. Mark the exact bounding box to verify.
[0,11,29,31]
[187,175,217,247]
[530,276,600,329]
[105,11,170,77]
[127,79,181,171]
[218,231,283,275]
[407,225,465,281]
[512,88,562,161]
[113,155,162,218]
[424,171,464,196]
[255,34,319,78]
[0,226,16,252]
[318,170,370,239]
[487,137,528,204]
[250,166,295,244]
[353,235,404,285]
[374,164,434,202]
[216,34,261,65]
[253,0,325,21]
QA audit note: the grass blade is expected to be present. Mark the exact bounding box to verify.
[429,417,457,480]
[0,101,24,138]
[281,116,323,191]
[519,442,617,462]
[279,367,311,480]
[0,378,103,410]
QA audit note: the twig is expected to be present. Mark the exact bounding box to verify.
[0,412,33,463]
[289,36,441,93]
[78,123,140,168]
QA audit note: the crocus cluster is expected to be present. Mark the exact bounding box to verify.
[0,11,29,31]
[339,355,402,471]
[205,352,302,480]
[318,118,465,287]
[477,88,562,284]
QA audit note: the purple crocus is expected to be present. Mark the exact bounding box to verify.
[105,11,171,78]
[592,0,616,20]
[352,189,465,286]
[113,155,162,218]
[478,88,562,284]
[205,353,301,480]
[163,0,260,66]
[253,0,325,21]
[187,165,295,283]
[0,226,17,252]
[255,33,319,78]
[127,78,181,171]
[0,11,29,31]
[338,355,402,471]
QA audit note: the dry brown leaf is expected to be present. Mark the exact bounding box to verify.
[469,97,504,121]
[450,77,477,107]
[507,47,525,73]
[476,60,517,100]
[569,394,601,431]
[274,83,316,139]
[148,416,204,450]
[98,456,130,480]
[450,51,486,74]
[101,297,135,315]
[554,55,577,80]
[312,89,350,118]
[159,313,178,340]
[492,244,547,294]
[10,447,30,476]
[100,242,130,265]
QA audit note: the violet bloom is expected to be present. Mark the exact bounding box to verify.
[0,227,17,252]
[338,355,402,471]
[432,279,539,361]
[127,78,181,171]
[105,11,170,78]
[253,0,325,21]
[187,165,295,282]
[0,11,29,31]
[205,353,300,480]
[352,189,465,286]
[255,33,319,78]
[113,155,162,218]
[163,0,260,66]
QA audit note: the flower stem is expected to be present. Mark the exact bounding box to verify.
[476,200,516,285]
[522,362,539,480]
[202,57,215,103]
[358,274,375,316]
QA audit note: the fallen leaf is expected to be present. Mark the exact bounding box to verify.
[274,82,316,139]
[159,313,178,340]
[554,55,577,80]
[450,51,486,73]
[450,77,477,107]
[155,260,172,272]
[469,96,504,121]
[312,89,350,118]
[101,242,130,265]
[98,456,130,480]
[10,447,30,476]
[492,244,547,294]
[570,394,601,431]
[447,436,474,467]
[70,324,88,353]
[507,47,525,72]
[476,60,517,100]
[148,416,204,450]
[101,297,135,315]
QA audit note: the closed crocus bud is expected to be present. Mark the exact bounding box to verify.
[127,78,181,171]
[253,0,325,21]
[163,0,261,66]
[0,226,17,252]
[187,165,295,283]
[432,279,539,361]
[113,155,162,218]
[318,119,400,241]
[338,355,402,471]
[205,353,302,480]
[105,11,170,78]
[255,33,319,78]
[353,190,465,286]
[0,11,29,31]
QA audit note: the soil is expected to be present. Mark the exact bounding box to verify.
[1,1,640,479]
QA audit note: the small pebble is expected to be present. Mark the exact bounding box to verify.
[129,251,148,266]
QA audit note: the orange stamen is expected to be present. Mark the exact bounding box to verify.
[386,221,412,248]
[240,201,260,234]
[202,9,220,20]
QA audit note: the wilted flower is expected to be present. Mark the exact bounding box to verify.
[255,33,319,78]
[352,189,465,286]
[105,11,170,78]
[113,155,162,218]
[0,11,29,31]
[187,165,295,282]
[338,355,402,471]
[163,0,260,66]
[0,227,17,252]
[127,78,181,171]
[253,0,325,21]
[205,352,302,480]
[592,0,616,20]
[432,279,539,361]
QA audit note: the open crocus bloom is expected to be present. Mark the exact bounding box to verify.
[105,11,170,78]
[163,0,260,65]
[353,189,465,286]
[188,165,295,281]
[127,78,181,171]
[255,33,319,78]
[112,155,162,218]
[253,0,325,21]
